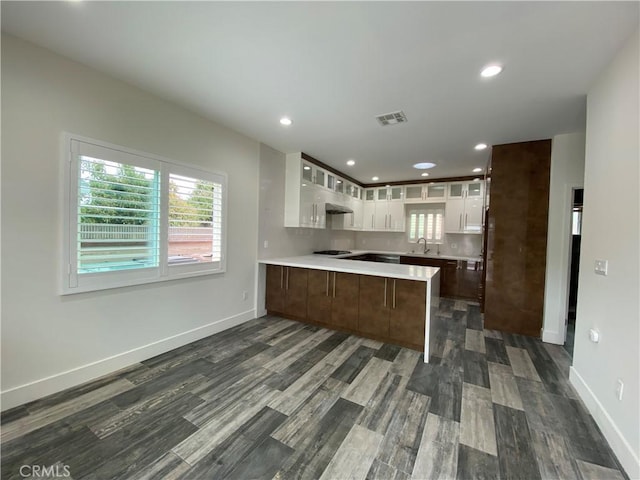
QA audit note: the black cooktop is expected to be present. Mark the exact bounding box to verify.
[313,250,352,256]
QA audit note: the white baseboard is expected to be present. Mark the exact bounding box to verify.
[542,328,564,345]
[1,309,256,411]
[569,367,640,479]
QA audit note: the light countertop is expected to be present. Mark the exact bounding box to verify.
[259,255,440,282]
[340,250,482,263]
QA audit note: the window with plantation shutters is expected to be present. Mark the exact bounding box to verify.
[407,207,444,243]
[77,156,161,274]
[168,172,223,267]
[63,135,227,294]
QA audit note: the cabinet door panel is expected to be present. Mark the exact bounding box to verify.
[387,201,405,231]
[441,261,459,298]
[374,202,388,230]
[445,198,464,233]
[358,275,390,337]
[458,261,481,300]
[363,201,376,230]
[307,269,332,324]
[389,279,426,347]
[331,272,359,330]
[266,265,285,313]
[464,197,483,233]
[284,267,308,319]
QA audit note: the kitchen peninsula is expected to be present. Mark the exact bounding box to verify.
[259,253,440,363]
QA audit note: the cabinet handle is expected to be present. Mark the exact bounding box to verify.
[385,214,388,229]
[459,214,462,230]
[326,271,329,296]
[371,214,374,228]
[286,267,289,290]
[280,266,284,289]
[465,213,468,229]
[333,272,336,298]
[388,214,392,229]
[392,279,396,309]
[383,278,387,307]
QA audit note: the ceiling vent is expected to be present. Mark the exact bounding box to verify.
[375,110,408,126]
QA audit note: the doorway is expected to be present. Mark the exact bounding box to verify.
[564,188,583,356]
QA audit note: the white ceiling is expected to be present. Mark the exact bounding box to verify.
[2,1,638,183]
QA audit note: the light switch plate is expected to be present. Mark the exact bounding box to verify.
[594,259,608,276]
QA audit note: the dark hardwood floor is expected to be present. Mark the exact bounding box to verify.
[1,299,627,479]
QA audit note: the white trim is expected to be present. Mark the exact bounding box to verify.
[543,181,583,347]
[542,329,565,345]
[1,309,256,411]
[570,367,640,479]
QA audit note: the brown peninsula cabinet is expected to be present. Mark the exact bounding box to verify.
[307,270,359,330]
[265,266,429,351]
[265,265,308,320]
[357,275,425,348]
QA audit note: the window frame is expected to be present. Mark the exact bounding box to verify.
[407,206,444,244]
[62,133,228,295]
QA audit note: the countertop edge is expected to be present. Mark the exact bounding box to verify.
[259,255,440,282]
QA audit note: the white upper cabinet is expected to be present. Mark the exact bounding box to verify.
[444,181,484,234]
[372,186,405,231]
[364,188,375,202]
[447,181,483,200]
[285,153,328,228]
[404,183,446,203]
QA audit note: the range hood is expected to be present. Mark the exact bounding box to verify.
[325,202,354,215]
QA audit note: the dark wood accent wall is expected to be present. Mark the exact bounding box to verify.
[484,140,551,337]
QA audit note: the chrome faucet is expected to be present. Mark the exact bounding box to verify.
[417,237,429,254]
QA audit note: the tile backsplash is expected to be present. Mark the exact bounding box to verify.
[353,231,482,257]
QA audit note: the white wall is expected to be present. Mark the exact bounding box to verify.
[1,35,261,409]
[542,133,585,344]
[569,29,639,478]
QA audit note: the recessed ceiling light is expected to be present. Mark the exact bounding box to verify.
[303,165,311,170]
[473,167,483,173]
[413,162,436,170]
[372,176,379,181]
[336,180,342,184]
[474,143,488,151]
[279,117,292,126]
[346,159,355,166]
[421,173,429,177]
[480,64,503,78]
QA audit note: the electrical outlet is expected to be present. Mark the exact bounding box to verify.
[594,259,608,276]
[263,240,269,249]
[616,379,624,400]
[242,291,248,301]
